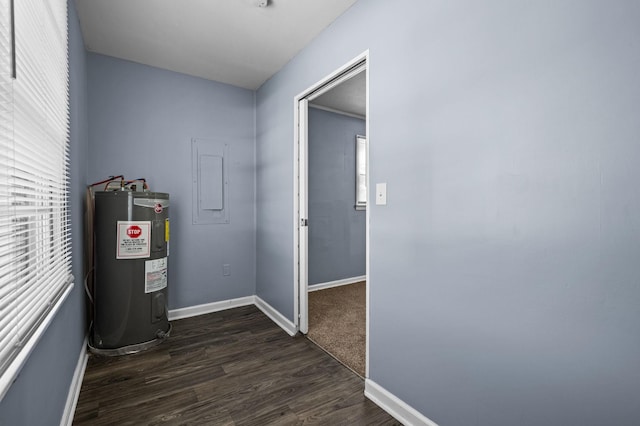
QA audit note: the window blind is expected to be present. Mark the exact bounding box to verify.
[0,0,72,399]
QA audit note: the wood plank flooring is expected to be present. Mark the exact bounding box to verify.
[73,305,400,425]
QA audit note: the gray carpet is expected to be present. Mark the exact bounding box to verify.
[307,281,366,377]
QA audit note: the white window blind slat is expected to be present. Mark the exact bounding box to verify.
[16,272,69,333]
[0,335,18,366]
[0,312,15,339]
[0,0,72,399]
[0,287,13,309]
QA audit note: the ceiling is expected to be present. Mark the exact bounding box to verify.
[74,0,359,90]
[310,70,366,118]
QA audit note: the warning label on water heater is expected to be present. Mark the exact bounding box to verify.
[116,221,151,259]
[145,257,167,293]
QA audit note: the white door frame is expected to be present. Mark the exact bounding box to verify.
[293,50,370,376]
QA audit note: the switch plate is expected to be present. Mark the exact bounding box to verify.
[223,264,231,276]
[376,183,387,205]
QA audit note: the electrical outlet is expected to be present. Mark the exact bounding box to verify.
[223,264,231,276]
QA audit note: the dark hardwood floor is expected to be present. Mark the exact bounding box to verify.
[73,305,400,425]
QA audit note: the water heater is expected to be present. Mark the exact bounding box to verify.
[91,190,171,354]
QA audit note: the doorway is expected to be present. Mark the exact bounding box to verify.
[294,52,369,377]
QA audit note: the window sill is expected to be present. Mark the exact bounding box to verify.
[0,280,75,401]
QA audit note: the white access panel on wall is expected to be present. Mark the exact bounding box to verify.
[192,138,230,224]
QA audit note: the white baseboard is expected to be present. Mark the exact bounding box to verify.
[365,379,438,426]
[308,275,366,292]
[168,295,297,337]
[254,296,298,336]
[168,296,255,321]
[60,336,89,426]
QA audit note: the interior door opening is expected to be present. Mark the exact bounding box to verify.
[294,51,369,377]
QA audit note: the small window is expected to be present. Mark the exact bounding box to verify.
[355,135,367,210]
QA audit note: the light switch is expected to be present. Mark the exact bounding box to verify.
[375,183,387,205]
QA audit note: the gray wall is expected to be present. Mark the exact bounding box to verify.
[87,54,256,309]
[308,107,365,285]
[0,1,88,423]
[256,1,640,425]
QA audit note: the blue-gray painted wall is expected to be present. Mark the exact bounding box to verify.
[3,1,640,425]
[308,107,365,285]
[256,1,640,425]
[87,54,256,309]
[0,1,88,424]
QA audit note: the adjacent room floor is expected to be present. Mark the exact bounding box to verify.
[73,305,397,425]
[307,282,366,377]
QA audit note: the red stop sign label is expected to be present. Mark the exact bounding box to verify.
[127,225,142,238]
